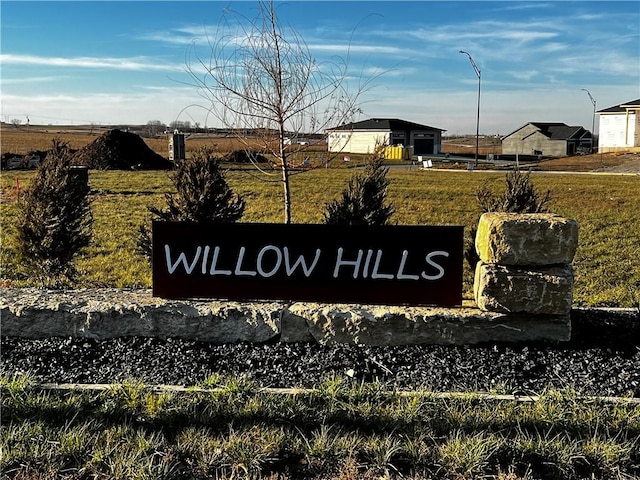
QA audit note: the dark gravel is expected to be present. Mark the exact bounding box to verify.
[2,310,639,397]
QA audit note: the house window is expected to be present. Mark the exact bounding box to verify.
[391,132,405,146]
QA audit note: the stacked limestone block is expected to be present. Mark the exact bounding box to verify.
[474,213,579,315]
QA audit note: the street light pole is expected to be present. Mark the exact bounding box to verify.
[581,88,596,152]
[460,50,481,166]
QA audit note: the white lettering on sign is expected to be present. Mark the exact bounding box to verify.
[397,250,419,280]
[164,244,323,278]
[201,246,210,274]
[165,245,202,274]
[235,247,257,276]
[372,249,394,279]
[284,247,321,276]
[422,251,449,280]
[210,246,232,276]
[256,245,281,277]
[362,249,374,278]
[333,248,364,279]
[164,244,451,282]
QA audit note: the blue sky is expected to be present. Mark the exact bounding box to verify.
[1,1,639,135]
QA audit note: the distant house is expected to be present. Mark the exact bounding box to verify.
[326,118,445,156]
[596,99,640,153]
[501,122,592,157]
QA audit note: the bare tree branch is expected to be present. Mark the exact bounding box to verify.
[185,0,380,223]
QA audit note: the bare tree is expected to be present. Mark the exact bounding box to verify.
[146,120,166,136]
[170,120,191,131]
[186,0,375,224]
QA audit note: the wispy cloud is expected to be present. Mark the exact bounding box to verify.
[505,70,540,82]
[137,30,204,45]
[491,2,556,12]
[538,42,568,53]
[310,43,404,55]
[0,54,180,72]
[0,75,68,85]
[552,51,639,77]
[2,88,206,126]
[404,26,558,44]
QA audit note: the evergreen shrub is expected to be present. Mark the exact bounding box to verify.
[137,147,246,258]
[323,156,395,226]
[15,139,93,287]
[465,168,553,269]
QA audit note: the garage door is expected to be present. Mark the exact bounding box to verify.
[414,138,434,155]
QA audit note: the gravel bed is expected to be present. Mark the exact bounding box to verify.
[3,312,639,397]
[1,314,640,397]
[3,337,639,397]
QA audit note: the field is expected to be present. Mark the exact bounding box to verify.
[0,123,325,161]
[1,125,639,307]
[2,125,640,479]
[3,123,639,172]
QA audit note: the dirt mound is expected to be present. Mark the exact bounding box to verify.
[592,153,640,173]
[72,129,172,170]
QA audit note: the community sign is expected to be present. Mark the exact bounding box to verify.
[152,222,464,306]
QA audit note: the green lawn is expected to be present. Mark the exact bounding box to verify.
[1,167,639,307]
[2,373,640,479]
[2,167,639,479]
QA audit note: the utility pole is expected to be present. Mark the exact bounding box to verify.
[581,88,597,152]
[460,50,481,166]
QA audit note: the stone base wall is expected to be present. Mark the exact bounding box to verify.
[0,288,571,345]
[0,213,587,346]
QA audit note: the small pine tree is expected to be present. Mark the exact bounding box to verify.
[465,167,552,269]
[476,168,552,214]
[137,147,245,258]
[323,155,395,226]
[16,139,93,287]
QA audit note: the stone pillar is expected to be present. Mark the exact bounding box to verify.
[474,213,579,315]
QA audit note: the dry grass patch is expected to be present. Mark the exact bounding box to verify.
[1,124,328,160]
[1,165,639,306]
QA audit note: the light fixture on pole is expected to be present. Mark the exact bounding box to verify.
[459,50,481,166]
[581,88,596,152]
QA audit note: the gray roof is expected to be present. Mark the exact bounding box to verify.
[532,122,588,140]
[504,122,590,140]
[597,98,640,114]
[328,118,444,132]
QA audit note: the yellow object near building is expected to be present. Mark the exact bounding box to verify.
[384,145,406,160]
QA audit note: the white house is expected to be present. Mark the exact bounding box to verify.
[326,118,445,156]
[596,99,640,153]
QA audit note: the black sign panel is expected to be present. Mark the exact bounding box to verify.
[152,222,464,306]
